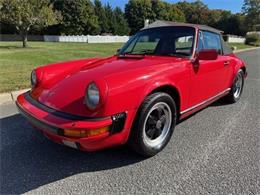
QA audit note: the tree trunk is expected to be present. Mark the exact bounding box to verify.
[22,33,28,48]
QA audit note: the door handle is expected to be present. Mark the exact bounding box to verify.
[224,61,230,66]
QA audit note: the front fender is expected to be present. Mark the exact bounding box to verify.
[136,79,182,111]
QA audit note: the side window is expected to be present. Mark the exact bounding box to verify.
[202,31,222,54]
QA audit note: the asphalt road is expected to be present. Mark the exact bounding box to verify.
[0,49,259,195]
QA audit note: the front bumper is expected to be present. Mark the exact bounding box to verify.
[16,91,133,151]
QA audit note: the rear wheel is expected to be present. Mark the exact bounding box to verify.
[225,69,244,103]
[128,92,177,157]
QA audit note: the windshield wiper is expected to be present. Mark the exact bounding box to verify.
[132,49,154,55]
[117,53,144,59]
[121,49,154,56]
[162,52,190,58]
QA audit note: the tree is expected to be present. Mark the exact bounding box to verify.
[177,0,210,24]
[113,7,130,35]
[0,0,61,47]
[94,1,129,35]
[214,11,247,36]
[226,14,247,35]
[53,0,99,35]
[125,0,154,34]
[189,0,210,24]
[242,0,260,31]
[125,0,185,34]
[94,0,109,34]
[103,3,116,34]
[164,4,186,22]
[151,0,185,22]
[209,10,232,32]
[176,1,194,22]
[151,0,168,20]
[208,9,224,27]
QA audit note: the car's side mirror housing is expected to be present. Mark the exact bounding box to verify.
[197,49,218,61]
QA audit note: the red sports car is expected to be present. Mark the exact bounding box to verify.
[17,22,247,156]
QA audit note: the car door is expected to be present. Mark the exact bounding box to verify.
[189,30,229,107]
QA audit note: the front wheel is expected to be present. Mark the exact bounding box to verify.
[128,92,177,157]
[225,69,244,103]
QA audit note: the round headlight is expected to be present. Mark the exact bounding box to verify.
[86,82,100,109]
[31,70,37,87]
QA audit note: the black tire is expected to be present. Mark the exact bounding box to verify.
[128,92,177,157]
[225,69,244,103]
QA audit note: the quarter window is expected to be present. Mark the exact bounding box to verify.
[197,31,204,51]
[202,31,222,54]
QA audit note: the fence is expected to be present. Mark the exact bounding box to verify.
[0,34,129,43]
[1,34,247,44]
[43,35,129,43]
[247,31,260,35]
[224,35,245,43]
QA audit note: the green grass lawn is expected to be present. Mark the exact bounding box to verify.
[229,43,256,50]
[0,41,124,93]
[0,41,257,93]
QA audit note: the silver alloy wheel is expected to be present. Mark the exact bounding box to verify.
[234,72,243,98]
[143,102,172,148]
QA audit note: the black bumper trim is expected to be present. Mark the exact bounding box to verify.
[110,112,127,134]
[18,100,127,137]
[24,91,110,121]
[16,102,62,135]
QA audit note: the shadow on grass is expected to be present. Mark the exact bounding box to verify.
[0,45,25,49]
[0,45,40,49]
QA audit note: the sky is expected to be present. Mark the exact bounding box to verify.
[99,0,244,14]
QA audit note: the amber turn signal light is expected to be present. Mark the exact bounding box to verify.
[63,126,109,138]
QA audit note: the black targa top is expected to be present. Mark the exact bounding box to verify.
[142,20,232,55]
[142,20,223,34]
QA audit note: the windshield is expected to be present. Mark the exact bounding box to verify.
[119,26,195,57]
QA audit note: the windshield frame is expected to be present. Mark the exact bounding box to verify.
[118,26,196,58]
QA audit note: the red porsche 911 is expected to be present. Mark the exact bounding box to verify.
[17,21,247,156]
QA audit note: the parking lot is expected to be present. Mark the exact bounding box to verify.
[0,49,259,194]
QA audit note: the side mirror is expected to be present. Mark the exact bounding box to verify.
[197,49,218,61]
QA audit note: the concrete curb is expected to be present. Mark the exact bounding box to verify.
[0,88,30,105]
[0,47,259,105]
[233,47,260,53]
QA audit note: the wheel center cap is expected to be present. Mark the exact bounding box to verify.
[156,120,162,129]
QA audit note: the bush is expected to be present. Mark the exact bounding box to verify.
[245,33,260,46]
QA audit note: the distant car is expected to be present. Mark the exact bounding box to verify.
[17,22,247,157]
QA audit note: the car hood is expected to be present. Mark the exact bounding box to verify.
[32,55,184,117]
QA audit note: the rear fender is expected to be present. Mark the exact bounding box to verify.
[229,58,246,87]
